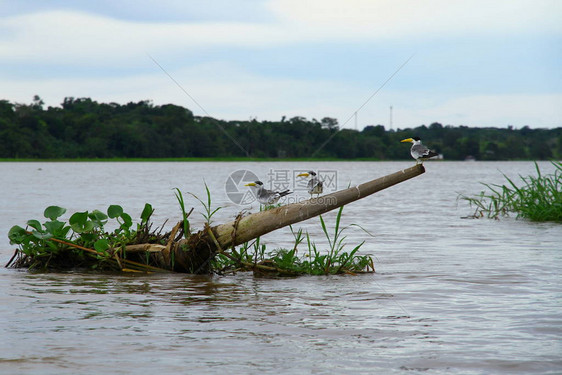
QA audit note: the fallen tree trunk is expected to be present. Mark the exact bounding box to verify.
[173,164,425,273]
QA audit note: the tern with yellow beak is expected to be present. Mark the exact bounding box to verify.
[297,171,323,197]
[244,181,292,205]
[400,136,439,164]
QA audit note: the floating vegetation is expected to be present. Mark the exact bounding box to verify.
[460,161,562,222]
[6,203,173,272]
[6,194,374,276]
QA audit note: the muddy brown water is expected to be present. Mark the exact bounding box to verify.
[1,161,560,374]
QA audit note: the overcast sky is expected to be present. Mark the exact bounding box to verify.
[1,0,560,129]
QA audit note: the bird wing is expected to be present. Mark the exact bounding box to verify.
[308,177,323,192]
[278,190,292,197]
[412,144,438,158]
[412,144,430,157]
[307,179,315,189]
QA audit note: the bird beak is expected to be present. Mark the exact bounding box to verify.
[400,138,414,143]
[245,182,256,186]
[297,173,310,177]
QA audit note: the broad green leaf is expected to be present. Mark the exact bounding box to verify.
[26,219,42,232]
[44,206,66,220]
[79,233,96,243]
[107,205,123,219]
[94,239,109,252]
[140,203,153,223]
[89,210,108,228]
[89,210,108,222]
[43,220,67,236]
[69,211,88,226]
[8,225,28,244]
[120,213,132,229]
[31,230,53,240]
[71,221,95,233]
[59,226,72,238]
[69,211,94,233]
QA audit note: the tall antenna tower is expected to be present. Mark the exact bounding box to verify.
[389,105,393,130]
[354,111,358,131]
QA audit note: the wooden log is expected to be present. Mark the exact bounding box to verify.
[214,164,424,248]
[125,244,166,253]
[174,164,425,273]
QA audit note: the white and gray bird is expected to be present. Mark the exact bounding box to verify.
[297,171,323,197]
[400,137,439,164]
[244,181,292,205]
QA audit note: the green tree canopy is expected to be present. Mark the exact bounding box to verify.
[0,97,560,160]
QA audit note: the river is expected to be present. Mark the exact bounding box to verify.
[0,161,560,374]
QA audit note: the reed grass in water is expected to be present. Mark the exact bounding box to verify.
[461,161,562,222]
[213,205,375,276]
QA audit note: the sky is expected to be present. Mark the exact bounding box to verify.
[1,0,560,129]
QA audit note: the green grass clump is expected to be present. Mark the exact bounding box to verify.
[212,205,375,276]
[460,161,562,222]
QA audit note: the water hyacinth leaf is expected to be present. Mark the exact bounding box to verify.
[141,203,153,223]
[82,221,95,233]
[80,233,96,243]
[94,239,109,252]
[89,210,108,227]
[8,225,28,244]
[43,220,67,237]
[107,205,123,219]
[31,230,53,240]
[44,206,66,220]
[70,211,88,226]
[26,219,42,232]
[120,212,132,229]
[69,211,95,233]
[61,226,72,238]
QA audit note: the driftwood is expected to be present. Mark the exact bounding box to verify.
[125,244,166,253]
[169,164,425,273]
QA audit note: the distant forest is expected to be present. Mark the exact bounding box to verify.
[1,96,561,160]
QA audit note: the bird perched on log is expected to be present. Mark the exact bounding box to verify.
[244,181,292,205]
[297,171,323,197]
[400,137,439,164]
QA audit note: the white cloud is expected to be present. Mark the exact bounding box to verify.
[2,62,355,120]
[2,0,559,67]
[269,0,562,39]
[424,94,562,127]
[0,10,293,65]
[375,92,562,128]
[5,61,560,129]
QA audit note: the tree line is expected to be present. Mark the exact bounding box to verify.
[1,96,561,160]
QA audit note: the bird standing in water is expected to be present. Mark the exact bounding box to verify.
[400,137,439,164]
[297,171,323,197]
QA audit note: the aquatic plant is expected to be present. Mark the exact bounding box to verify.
[7,203,168,271]
[460,161,562,222]
[173,188,192,239]
[212,206,375,276]
[188,183,221,225]
[7,190,374,276]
